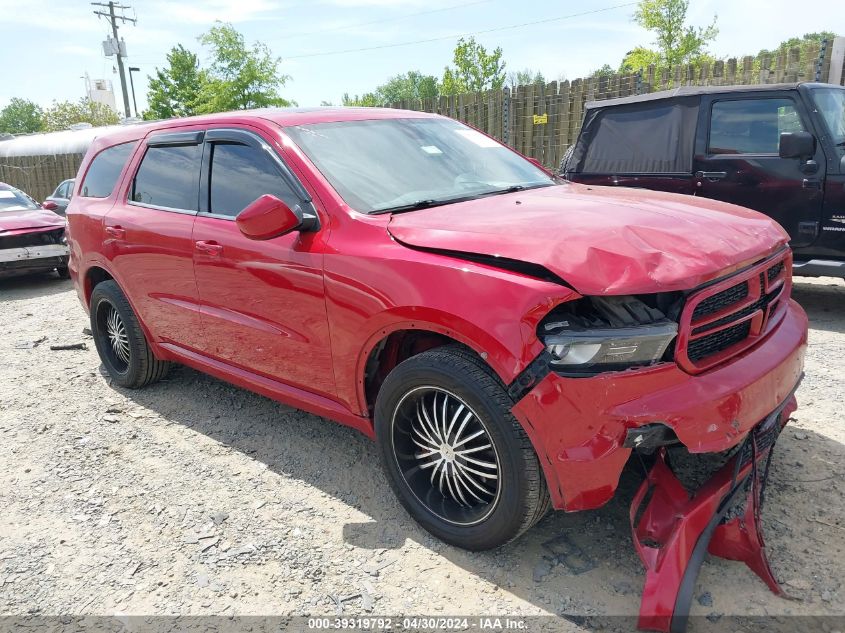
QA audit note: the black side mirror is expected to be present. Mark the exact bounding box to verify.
[779,131,815,159]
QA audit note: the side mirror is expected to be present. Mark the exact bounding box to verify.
[779,131,815,159]
[236,194,302,240]
[42,200,58,211]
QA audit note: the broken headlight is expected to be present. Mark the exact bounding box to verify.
[540,295,679,373]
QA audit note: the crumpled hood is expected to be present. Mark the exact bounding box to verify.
[387,183,788,295]
[0,208,65,235]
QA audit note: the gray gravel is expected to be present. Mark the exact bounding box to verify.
[1,274,843,628]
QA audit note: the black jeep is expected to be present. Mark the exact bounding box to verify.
[563,82,845,278]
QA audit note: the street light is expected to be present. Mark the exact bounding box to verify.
[128,66,140,118]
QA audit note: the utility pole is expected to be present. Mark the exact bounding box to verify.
[128,67,140,117]
[92,2,136,118]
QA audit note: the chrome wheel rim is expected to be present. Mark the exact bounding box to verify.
[96,301,130,372]
[106,306,130,365]
[391,386,501,526]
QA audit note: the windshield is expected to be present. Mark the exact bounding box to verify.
[285,117,555,213]
[0,186,39,212]
[811,88,845,151]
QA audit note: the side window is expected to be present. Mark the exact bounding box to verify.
[132,144,202,210]
[80,142,136,198]
[54,182,68,198]
[708,98,805,155]
[208,142,299,218]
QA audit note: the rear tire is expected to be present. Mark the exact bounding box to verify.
[90,280,170,389]
[374,346,550,550]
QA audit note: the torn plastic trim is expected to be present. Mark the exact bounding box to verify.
[631,382,800,633]
[622,424,680,452]
[507,350,553,402]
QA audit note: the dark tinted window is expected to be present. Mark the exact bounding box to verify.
[80,142,135,198]
[132,144,201,210]
[708,99,805,154]
[579,102,698,174]
[208,143,298,217]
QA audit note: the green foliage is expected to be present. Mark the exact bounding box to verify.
[619,46,663,74]
[379,71,440,102]
[590,64,616,78]
[42,98,119,132]
[0,98,44,134]
[507,68,545,87]
[194,22,292,113]
[757,32,836,59]
[631,0,717,73]
[441,37,506,95]
[342,92,382,107]
[342,71,439,106]
[144,45,204,120]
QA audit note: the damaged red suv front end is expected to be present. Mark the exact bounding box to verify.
[508,247,805,631]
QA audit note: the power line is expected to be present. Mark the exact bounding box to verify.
[281,0,491,39]
[283,2,637,60]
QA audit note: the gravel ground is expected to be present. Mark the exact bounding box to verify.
[1,274,843,630]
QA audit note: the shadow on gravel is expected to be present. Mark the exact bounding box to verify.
[118,362,845,624]
[792,279,845,335]
[0,272,71,301]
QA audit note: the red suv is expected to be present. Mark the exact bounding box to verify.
[66,108,807,554]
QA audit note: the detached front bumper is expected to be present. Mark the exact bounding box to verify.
[0,243,69,277]
[511,299,807,512]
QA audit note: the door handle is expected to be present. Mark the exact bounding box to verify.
[104,225,125,239]
[802,179,822,190]
[695,171,727,180]
[195,240,223,256]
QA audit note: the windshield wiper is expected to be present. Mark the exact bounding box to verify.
[371,195,479,215]
[479,182,554,197]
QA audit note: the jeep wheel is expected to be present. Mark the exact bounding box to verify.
[90,280,170,389]
[374,347,550,550]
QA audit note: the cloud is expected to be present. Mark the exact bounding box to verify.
[150,0,283,24]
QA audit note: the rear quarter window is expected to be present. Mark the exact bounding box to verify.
[80,142,136,198]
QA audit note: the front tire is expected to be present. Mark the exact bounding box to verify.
[90,280,170,389]
[374,347,550,550]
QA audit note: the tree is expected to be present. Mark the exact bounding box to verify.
[590,64,616,78]
[42,98,119,132]
[507,68,545,87]
[342,70,439,106]
[440,37,506,95]
[758,32,836,58]
[630,0,717,73]
[144,45,204,120]
[342,92,382,107]
[195,22,292,113]
[378,71,439,103]
[619,47,662,74]
[0,98,44,134]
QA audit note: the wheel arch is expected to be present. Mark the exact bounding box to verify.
[83,264,114,307]
[354,310,526,420]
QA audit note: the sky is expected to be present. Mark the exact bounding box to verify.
[0,0,843,115]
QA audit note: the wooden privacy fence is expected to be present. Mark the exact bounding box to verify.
[0,153,84,202]
[388,38,845,169]
[1,39,843,197]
